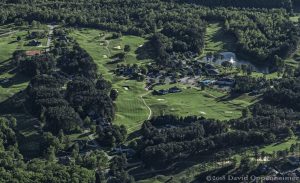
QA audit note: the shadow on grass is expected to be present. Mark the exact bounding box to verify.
[216,93,244,102]
[209,23,236,53]
[78,131,92,138]
[0,59,14,75]
[127,129,142,142]
[0,72,30,88]
[135,41,155,61]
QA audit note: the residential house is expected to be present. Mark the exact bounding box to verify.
[168,86,182,93]
[154,89,169,95]
[216,78,235,86]
[199,79,215,86]
[27,40,41,46]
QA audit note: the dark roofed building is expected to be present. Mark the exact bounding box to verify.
[169,86,182,93]
[216,77,235,86]
[27,39,42,46]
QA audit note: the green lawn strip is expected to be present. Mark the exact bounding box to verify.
[289,15,300,23]
[145,84,245,121]
[201,22,235,56]
[0,25,49,102]
[70,29,151,130]
[259,136,299,154]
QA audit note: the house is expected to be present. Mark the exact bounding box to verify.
[154,89,169,95]
[25,50,43,56]
[168,86,182,93]
[288,156,300,166]
[199,79,215,86]
[27,39,41,46]
[216,78,235,86]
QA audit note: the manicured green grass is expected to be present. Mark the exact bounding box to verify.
[259,136,299,154]
[0,24,48,102]
[70,29,151,131]
[144,84,249,121]
[228,93,262,108]
[71,28,258,131]
[285,58,299,68]
[201,22,235,56]
[290,15,300,23]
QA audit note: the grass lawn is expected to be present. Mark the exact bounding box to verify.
[144,84,254,121]
[70,29,151,131]
[289,15,300,23]
[201,22,235,56]
[71,28,259,131]
[259,136,299,154]
[0,24,49,102]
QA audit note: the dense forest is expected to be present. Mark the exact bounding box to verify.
[0,0,300,182]
[136,104,299,168]
[0,29,135,182]
[0,117,133,182]
[165,0,293,11]
[0,0,298,66]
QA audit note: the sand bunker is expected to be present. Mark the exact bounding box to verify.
[199,111,207,115]
[103,55,108,58]
[124,87,129,90]
[225,111,233,114]
[113,45,122,50]
[157,99,165,101]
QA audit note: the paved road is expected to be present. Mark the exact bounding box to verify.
[46,25,57,51]
[141,91,152,120]
[127,91,152,132]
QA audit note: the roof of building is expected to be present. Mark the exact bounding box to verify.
[25,50,43,56]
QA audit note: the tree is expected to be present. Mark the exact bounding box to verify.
[16,36,21,42]
[110,89,119,101]
[287,127,294,139]
[84,116,92,127]
[242,108,251,118]
[124,45,131,52]
[241,64,248,75]
[46,146,56,161]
